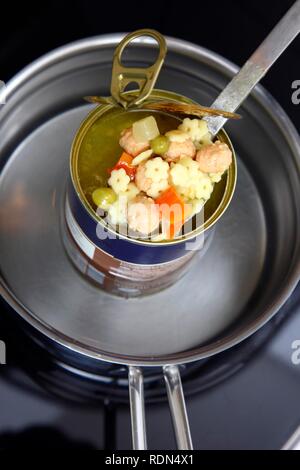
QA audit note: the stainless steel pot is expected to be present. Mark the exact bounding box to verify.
[0,33,299,449]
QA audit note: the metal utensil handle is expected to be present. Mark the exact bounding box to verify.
[163,365,193,450]
[206,0,300,135]
[128,365,193,450]
[128,366,147,450]
[111,29,167,109]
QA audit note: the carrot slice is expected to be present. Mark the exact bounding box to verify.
[156,187,186,238]
[118,152,133,165]
[156,187,185,222]
[108,152,136,180]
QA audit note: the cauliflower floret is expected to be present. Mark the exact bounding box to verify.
[119,182,139,201]
[198,120,210,140]
[178,118,210,143]
[178,118,199,141]
[175,185,190,201]
[176,180,213,201]
[169,162,189,187]
[165,129,190,143]
[179,157,203,181]
[201,132,213,145]
[146,179,169,198]
[194,175,214,200]
[144,157,169,182]
[108,168,130,194]
[175,185,197,200]
[135,158,170,199]
[209,172,223,183]
[174,157,213,201]
[107,196,128,226]
[191,198,205,215]
[194,132,214,150]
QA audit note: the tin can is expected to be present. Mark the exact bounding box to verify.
[65,90,236,296]
[64,31,237,296]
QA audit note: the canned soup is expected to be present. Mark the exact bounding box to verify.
[76,107,232,242]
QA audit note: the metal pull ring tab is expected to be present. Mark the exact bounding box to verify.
[110,29,167,109]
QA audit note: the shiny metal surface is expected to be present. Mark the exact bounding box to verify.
[129,364,192,450]
[164,365,193,450]
[282,425,300,450]
[206,0,300,135]
[0,35,299,366]
[111,29,167,108]
[128,366,147,450]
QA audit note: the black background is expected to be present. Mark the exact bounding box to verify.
[0,0,299,125]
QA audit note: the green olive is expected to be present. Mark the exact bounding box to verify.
[92,187,117,210]
[150,135,170,155]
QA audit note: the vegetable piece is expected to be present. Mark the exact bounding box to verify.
[145,157,169,182]
[150,135,170,155]
[165,129,189,143]
[132,149,153,166]
[156,186,185,222]
[169,162,189,186]
[132,116,160,143]
[108,152,137,180]
[155,186,186,238]
[209,172,222,183]
[178,118,209,142]
[146,180,169,199]
[92,187,117,210]
[117,152,133,166]
[135,160,169,198]
[119,182,140,201]
[107,198,128,225]
[108,168,130,194]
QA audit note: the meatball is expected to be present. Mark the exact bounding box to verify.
[119,127,150,157]
[196,141,232,173]
[163,139,196,162]
[127,195,160,235]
